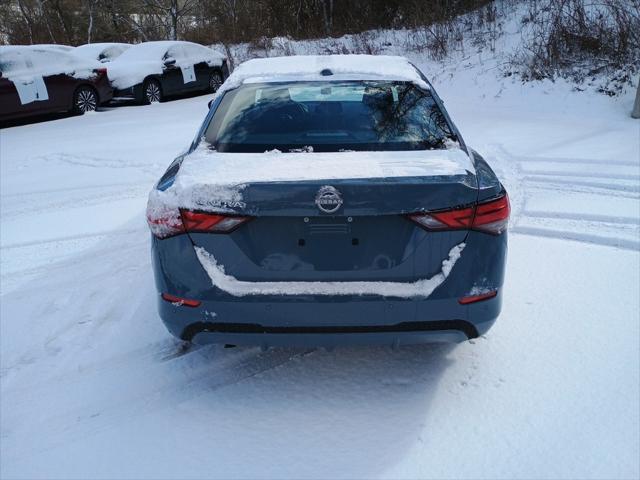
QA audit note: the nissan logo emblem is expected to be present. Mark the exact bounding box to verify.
[315,185,343,214]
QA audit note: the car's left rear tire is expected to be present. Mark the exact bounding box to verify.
[72,86,98,114]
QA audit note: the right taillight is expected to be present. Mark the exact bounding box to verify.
[146,203,251,239]
[472,193,510,235]
[408,192,510,235]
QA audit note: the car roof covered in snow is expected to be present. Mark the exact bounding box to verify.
[0,45,102,80]
[221,55,429,91]
[31,44,74,52]
[74,42,131,61]
[115,41,224,62]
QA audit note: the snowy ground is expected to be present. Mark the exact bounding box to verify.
[1,58,639,478]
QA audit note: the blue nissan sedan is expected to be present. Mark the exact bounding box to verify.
[146,55,509,348]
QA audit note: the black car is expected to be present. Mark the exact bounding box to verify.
[107,41,229,104]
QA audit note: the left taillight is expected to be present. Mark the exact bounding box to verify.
[146,204,251,239]
[180,210,251,234]
[408,192,510,235]
[146,205,184,239]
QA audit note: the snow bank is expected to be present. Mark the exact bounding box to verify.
[195,242,465,298]
[149,144,474,212]
[214,54,429,99]
[108,41,225,90]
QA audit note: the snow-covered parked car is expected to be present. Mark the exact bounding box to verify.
[74,42,131,63]
[0,45,113,122]
[107,41,229,104]
[146,55,510,348]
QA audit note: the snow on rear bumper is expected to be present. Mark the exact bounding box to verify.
[151,229,507,347]
[193,243,465,298]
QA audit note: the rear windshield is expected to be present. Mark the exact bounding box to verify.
[204,81,455,153]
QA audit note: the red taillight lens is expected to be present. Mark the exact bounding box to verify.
[147,206,185,239]
[408,193,510,235]
[180,210,250,233]
[94,68,107,76]
[409,206,474,230]
[161,293,201,307]
[145,205,251,239]
[472,193,510,235]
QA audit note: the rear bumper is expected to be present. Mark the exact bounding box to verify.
[157,291,501,347]
[152,228,507,347]
[113,85,139,100]
[190,329,477,348]
[94,77,114,104]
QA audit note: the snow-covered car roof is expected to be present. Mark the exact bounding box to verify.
[74,43,131,62]
[107,41,226,90]
[216,55,429,97]
[31,44,74,52]
[115,40,224,63]
[0,45,103,81]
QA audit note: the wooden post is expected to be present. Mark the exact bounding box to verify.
[632,76,640,119]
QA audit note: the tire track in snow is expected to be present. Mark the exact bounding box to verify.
[1,228,142,249]
[0,181,146,198]
[522,211,640,225]
[514,155,638,167]
[533,126,617,154]
[523,176,640,196]
[3,345,317,462]
[510,226,640,251]
[0,185,149,219]
[519,170,639,181]
[492,145,640,250]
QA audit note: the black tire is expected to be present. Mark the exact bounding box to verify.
[72,86,98,114]
[142,78,162,104]
[208,70,224,93]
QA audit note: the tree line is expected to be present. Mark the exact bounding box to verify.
[0,0,492,46]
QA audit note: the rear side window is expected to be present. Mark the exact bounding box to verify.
[182,44,207,62]
[165,45,184,62]
[0,50,29,77]
[25,50,68,75]
[204,81,454,152]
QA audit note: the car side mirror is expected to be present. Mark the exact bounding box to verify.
[164,58,176,67]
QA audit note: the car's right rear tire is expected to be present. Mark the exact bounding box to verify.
[142,79,162,104]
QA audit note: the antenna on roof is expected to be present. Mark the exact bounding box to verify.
[320,68,333,76]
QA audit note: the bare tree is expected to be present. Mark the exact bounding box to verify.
[143,0,198,40]
[15,0,35,43]
[86,0,97,43]
[319,0,333,35]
